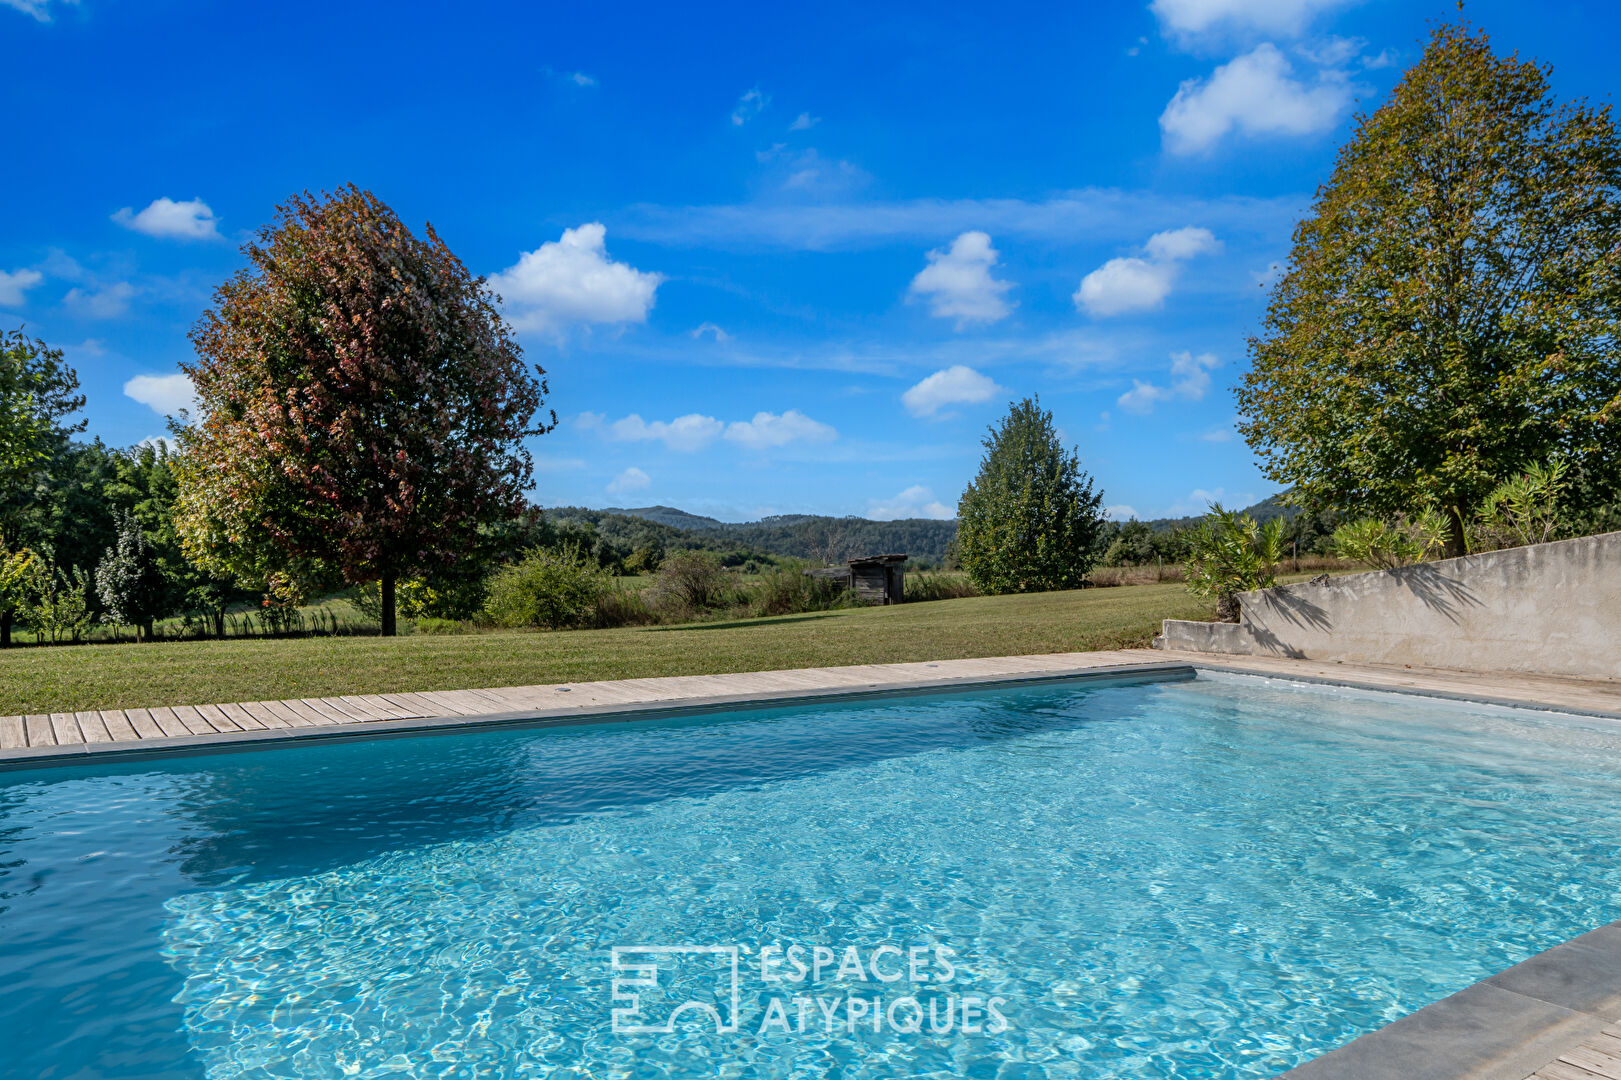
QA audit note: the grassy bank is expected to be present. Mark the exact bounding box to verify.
[0,583,1212,714]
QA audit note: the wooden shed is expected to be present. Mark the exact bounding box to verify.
[806,553,907,605]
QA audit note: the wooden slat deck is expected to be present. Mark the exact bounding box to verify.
[0,650,1614,768]
[1526,1026,1621,1080]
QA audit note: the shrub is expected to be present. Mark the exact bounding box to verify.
[413,616,472,635]
[904,571,980,602]
[1182,505,1286,622]
[1471,460,1568,551]
[749,565,852,617]
[1330,510,1449,570]
[484,544,610,629]
[648,550,735,616]
[592,584,656,628]
[24,561,93,644]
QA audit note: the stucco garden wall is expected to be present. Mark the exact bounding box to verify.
[1155,531,1621,679]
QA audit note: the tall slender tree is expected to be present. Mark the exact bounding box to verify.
[0,330,84,646]
[176,186,553,634]
[1238,22,1621,555]
[956,396,1105,593]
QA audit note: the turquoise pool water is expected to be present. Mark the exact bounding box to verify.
[3,672,1621,1079]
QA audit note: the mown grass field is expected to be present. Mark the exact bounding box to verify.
[0,583,1213,714]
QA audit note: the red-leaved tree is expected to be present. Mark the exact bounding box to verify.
[176,186,552,635]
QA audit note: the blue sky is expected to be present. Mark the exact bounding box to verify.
[3,0,1614,522]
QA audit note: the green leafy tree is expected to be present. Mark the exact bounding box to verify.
[1182,506,1287,622]
[0,330,84,645]
[1237,22,1621,556]
[95,509,170,641]
[175,186,552,636]
[956,397,1105,594]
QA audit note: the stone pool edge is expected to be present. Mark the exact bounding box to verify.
[1278,919,1621,1080]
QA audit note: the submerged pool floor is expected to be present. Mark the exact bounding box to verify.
[3,672,1621,1079]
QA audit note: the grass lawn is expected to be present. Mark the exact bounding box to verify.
[0,583,1213,714]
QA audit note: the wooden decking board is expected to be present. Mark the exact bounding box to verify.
[254,700,314,727]
[194,703,244,732]
[217,703,269,730]
[282,699,342,725]
[123,708,162,739]
[146,707,192,738]
[24,714,54,747]
[411,690,487,716]
[49,713,84,745]
[1560,1047,1621,1080]
[232,702,286,729]
[327,696,393,722]
[98,710,137,741]
[0,716,25,749]
[167,705,216,736]
[73,711,112,743]
[374,692,443,716]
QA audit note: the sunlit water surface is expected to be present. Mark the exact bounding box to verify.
[3,672,1621,1079]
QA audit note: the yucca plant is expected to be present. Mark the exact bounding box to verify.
[1181,505,1287,622]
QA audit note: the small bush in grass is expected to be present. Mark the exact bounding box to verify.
[593,584,656,628]
[484,544,609,629]
[648,551,736,617]
[904,572,980,602]
[750,565,852,617]
[413,616,472,635]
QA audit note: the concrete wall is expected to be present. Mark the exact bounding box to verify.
[1155,531,1621,679]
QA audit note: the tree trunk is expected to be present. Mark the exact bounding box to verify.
[142,619,154,643]
[212,606,226,639]
[1216,592,1241,623]
[0,609,10,648]
[381,571,397,637]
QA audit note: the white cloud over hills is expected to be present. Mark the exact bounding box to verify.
[489,223,662,332]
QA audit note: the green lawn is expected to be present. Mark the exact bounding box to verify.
[0,583,1213,714]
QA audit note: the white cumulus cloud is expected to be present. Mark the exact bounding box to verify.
[901,365,1003,418]
[691,321,730,342]
[1150,0,1349,44]
[789,112,820,131]
[1117,351,1220,414]
[606,467,651,497]
[724,410,836,451]
[608,413,724,453]
[0,268,43,307]
[124,373,200,417]
[488,223,663,332]
[112,197,221,241]
[867,485,954,521]
[1160,44,1353,155]
[1105,505,1140,521]
[1075,227,1219,317]
[907,231,1014,328]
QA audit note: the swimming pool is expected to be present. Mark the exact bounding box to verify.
[3,670,1620,1079]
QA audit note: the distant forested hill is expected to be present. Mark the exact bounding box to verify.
[546,494,1293,565]
[546,506,960,561]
